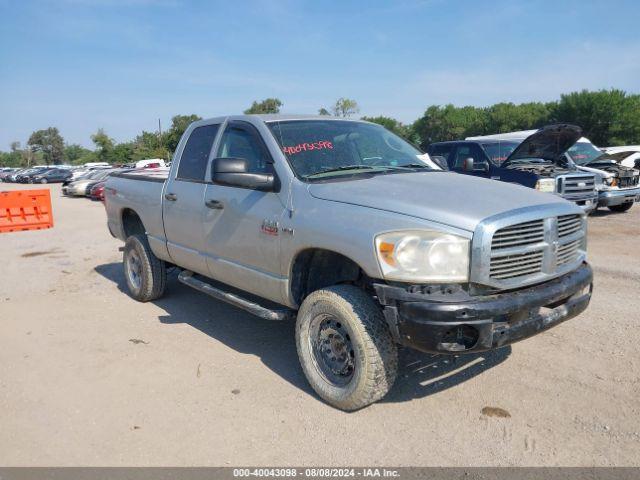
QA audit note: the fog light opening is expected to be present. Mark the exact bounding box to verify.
[439,324,480,352]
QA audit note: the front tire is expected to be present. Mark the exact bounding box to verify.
[295,285,398,411]
[123,234,167,302]
[40,178,47,184]
[609,202,633,213]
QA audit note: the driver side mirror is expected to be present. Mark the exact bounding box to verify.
[463,157,489,172]
[463,157,475,171]
[212,158,276,192]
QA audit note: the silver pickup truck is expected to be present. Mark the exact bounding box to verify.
[105,114,593,410]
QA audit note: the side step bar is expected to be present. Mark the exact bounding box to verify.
[177,270,293,321]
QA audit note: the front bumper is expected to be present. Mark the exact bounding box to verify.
[561,194,598,213]
[374,263,593,354]
[597,186,640,207]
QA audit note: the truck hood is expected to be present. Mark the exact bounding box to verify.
[308,172,568,232]
[504,124,582,166]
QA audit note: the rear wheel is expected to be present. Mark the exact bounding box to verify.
[609,202,633,213]
[295,285,398,411]
[123,234,167,302]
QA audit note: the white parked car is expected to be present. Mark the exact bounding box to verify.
[128,158,166,169]
[62,169,114,196]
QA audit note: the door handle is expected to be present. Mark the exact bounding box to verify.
[205,199,224,209]
[165,193,177,201]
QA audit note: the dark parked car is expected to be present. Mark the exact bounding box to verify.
[16,167,51,183]
[32,168,73,184]
[426,124,598,213]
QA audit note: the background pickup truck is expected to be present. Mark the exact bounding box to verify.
[105,115,593,410]
[427,124,598,213]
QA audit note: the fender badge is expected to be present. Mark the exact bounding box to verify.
[261,220,279,236]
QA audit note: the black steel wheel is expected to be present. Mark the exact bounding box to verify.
[295,285,398,411]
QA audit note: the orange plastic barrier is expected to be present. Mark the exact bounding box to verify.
[0,189,53,233]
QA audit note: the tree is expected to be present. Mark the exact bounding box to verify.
[91,128,115,163]
[244,98,283,114]
[331,98,359,117]
[485,102,552,134]
[111,143,135,165]
[412,104,487,147]
[164,114,202,153]
[0,141,24,167]
[132,131,169,161]
[552,89,640,146]
[318,108,330,116]
[27,127,65,164]
[64,144,92,164]
[361,116,415,141]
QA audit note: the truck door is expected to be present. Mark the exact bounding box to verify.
[163,123,221,275]
[202,121,287,305]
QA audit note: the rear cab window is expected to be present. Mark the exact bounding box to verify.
[177,124,220,182]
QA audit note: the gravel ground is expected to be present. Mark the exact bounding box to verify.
[0,183,638,466]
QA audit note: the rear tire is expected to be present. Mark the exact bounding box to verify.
[609,202,633,213]
[123,234,167,302]
[295,285,398,411]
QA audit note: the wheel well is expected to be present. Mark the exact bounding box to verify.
[121,209,146,238]
[290,249,365,306]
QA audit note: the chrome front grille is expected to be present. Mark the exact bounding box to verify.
[472,206,587,289]
[491,219,545,249]
[489,250,544,279]
[558,174,596,199]
[558,214,582,238]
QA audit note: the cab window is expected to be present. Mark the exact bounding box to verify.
[177,124,220,182]
[452,144,485,170]
[427,144,454,160]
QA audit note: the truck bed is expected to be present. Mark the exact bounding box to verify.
[104,168,168,260]
[110,167,170,183]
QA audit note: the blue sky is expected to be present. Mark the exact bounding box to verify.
[1,0,639,149]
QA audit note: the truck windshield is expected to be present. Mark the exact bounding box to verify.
[268,120,435,180]
[566,141,605,165]
[480,141,520,164]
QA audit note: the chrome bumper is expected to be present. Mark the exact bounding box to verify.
[597,187,640,207]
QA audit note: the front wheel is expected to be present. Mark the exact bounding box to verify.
[40,178,48,184]
[295,285,398,411]
[123,234,167,302]
[609,202,633,213]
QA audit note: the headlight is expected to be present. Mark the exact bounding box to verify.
[535,178,556,193]
[375,230,470,282]
[603,177,617,187]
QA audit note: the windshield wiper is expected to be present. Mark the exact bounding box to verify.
[306,165,380,178]
[395,163,430,169]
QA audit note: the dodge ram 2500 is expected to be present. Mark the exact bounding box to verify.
[105,115,593,410]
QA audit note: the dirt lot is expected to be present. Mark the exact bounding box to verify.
[0,182,639,466]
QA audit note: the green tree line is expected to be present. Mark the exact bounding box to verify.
[2,89,639,167]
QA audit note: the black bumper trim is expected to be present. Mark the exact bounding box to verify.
[374,263,593,354]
